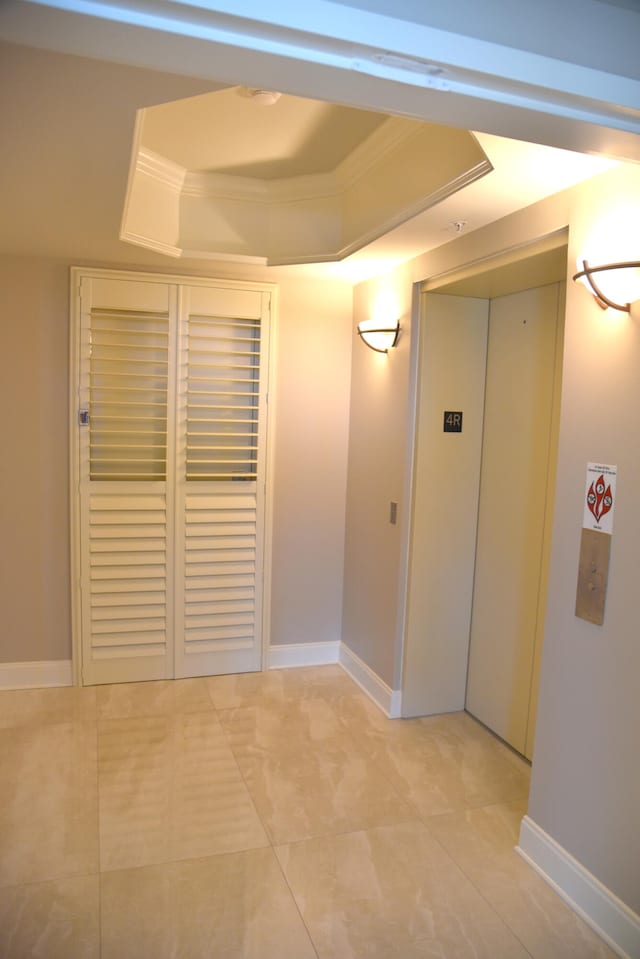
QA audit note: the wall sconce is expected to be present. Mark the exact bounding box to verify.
[357,318,401,353]
[573,259,640,313]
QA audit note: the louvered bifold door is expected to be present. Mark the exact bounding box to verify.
[77,276,177,684]
[174,284,270,678]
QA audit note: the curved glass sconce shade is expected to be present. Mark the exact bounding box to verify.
[357,320,401,353]
[573,259,640,313]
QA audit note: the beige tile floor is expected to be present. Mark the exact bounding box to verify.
[0,665,616,958]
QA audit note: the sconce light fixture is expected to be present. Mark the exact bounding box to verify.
[573,259,640,313]
[357,318,401,353]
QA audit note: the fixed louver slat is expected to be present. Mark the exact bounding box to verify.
[180,490,259,656]
[86,492,169,667]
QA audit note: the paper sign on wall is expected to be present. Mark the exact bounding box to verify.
[582,463,617,535]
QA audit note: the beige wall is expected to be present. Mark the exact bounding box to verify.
[342,263,414,687]
[0,257,71,663]
[343,163,640,916]
[341,194,571,693]
[527,163,640,913]
[0,256,352,665]
[3,161,638,919]
[270,278,352,647]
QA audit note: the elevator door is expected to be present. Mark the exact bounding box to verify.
[465,282,563,759]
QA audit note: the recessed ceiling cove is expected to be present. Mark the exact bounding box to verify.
[121,87,492,266]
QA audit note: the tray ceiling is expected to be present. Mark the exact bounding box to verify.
[122,87,492,265]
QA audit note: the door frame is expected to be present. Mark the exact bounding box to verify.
[398,229,568,725]
[69,266,278,686]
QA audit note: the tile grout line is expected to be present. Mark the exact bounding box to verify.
[206,681,323,957]
[93,700,104,959]
[208,688,277,852]
[1,674,614,956]
[316,688,425,818]
[420,808,538,959]
[271,845,322,959]
[321,686,542,956]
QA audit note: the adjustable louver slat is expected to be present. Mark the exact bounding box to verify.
[89,308,169,480]
[185,314,260,481]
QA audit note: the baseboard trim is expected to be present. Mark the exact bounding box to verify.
[0,660,73,690]
[0,648,402,721]
[517,815,640,959]
[339,644,402,718]
[268,642,340,669]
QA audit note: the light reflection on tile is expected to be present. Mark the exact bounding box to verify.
[332,699,531,817]
[0,722,98,887]
[98,711,268,871]
[426,801,618,959]
[206,664,351,710]
[0,875,100,959]
[219,694,347,751]
[100,848,317,959]
[219,698,416,843]
[0,685,97,729]
[0,666,620,959]
[96,677,213,719]
[276,821,531,959]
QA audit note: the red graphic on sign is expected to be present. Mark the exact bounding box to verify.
[587,475,613,523]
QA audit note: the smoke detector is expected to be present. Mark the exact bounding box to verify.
[248,89,282,106]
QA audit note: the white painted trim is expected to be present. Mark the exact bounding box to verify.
[268,642,340,669]
[183,170,273,202]
[259,286,278,673]
[119,109,145,256]
[421,228,570,293]
[396,281,423,700]
[0,661,73,690]
[137,147,186,192]
[128,123,490,268]
[119,229,183,258]
[339,644,402,718]
[69,268,83,687]
[70,268,278,687]
[517,815,640,959]
[336,116,424,189]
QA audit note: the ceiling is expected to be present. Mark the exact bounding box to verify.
[0,38,620,283]
[129,88,496,266]
[142,88,389,179]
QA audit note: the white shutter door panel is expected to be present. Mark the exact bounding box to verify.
[179,491,259,673]
[89,277,170,313]
[74,271,271,684]
[77,276,176,685]
[80,486,173,683]
[174,286,270,678]
[186,285,263,319]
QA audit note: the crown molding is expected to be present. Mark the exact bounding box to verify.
[182,168,340,204]
[145,116,423,207]
[120,227,183,258]
[125,128,491,265]
[333,157,493,262]
[336,115,423,189]
[137,146,187,192]
[182,170,271,201]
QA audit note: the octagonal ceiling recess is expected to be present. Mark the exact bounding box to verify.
[121,86,492,266]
